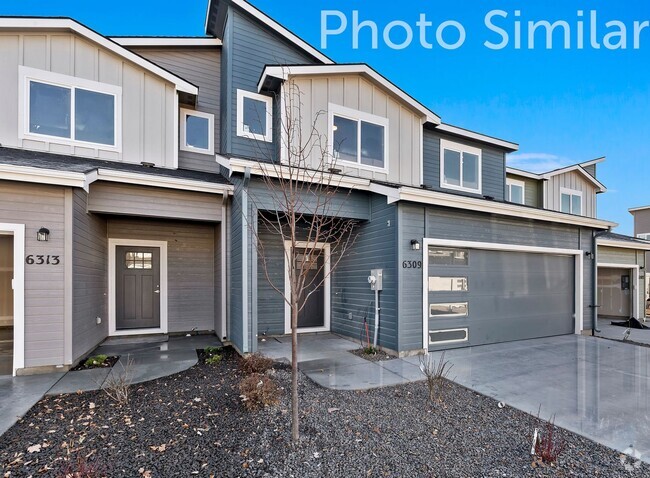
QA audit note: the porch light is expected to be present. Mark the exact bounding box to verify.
[411,239,420,251]
[37,227,50,242]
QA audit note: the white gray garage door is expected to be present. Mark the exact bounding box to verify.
[426,246,575,350]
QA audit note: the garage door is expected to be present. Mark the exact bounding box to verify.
[426,245,575,350]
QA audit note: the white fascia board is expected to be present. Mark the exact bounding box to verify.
[393,185,617,229]
[541,165,606,192]
[0,164,87,188]
[230,0,332,64]
[629,205,650,214]
[579,156,606,168]
[111,37,222,47]
[259,65,441,124]
[0,18,197,95]
[506,167,542,180]
[436,123,519,152]
[597,239,650,251]
[91,169,233,195]
[228,157,372,190]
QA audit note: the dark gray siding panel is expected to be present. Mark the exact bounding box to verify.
[130,47,222,173]
[633,210,650,236]
[229,177,245,351]
[256,224,285,335]
[107,217,216,333]
[72,190,108,362]
[583,164,596,178]
[220,15,233,156]
[227,8,316,161]
[422,129,506,201]
[331,195,398,351]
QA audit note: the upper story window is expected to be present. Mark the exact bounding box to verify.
[560,187,583,215]
[440,139,482,194]
[20,66,121,150]
[637,233,650,240]
[180,108,214,155]
[329,104,389,172]
[506,178,525,204]
[237,90,272,142]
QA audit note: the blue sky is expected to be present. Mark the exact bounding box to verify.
[2,0,649,233]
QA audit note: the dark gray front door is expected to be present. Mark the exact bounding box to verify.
[427,247,574,350]
[116,246,160,330]
[296,248,325,329]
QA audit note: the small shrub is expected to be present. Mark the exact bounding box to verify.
[205,354,222,365]
[60,438,107,477]
[84,354,108,367]
[102,356,134,406]
[363,345,379,355]
[239,373,280,411]
[204,346,222,356]
[532,416,565,465]
[419,352,453,403]
[240,353,274,375]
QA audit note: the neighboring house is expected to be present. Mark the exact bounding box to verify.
[0,0,620,376]
[629,205,650,315]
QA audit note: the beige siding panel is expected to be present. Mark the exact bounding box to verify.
[0,181,66,368]
[0,32,176,167]
[87,182,223,222]
[546,171,597,218]
[0,35,19,147]
[343,76,359,109]
[50,35,72,75]
[22,35,47,69]
[107,218,217,333]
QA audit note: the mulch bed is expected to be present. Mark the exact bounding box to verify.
[70,356,119,371]
[350,348,398,362]
[1,347,647,477]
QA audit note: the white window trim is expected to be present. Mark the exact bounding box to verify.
[18,66,122,152]
[560,187,583,215]
[179,108,214,155]
[328,103,389,174]
[108,239,168,337]
[236,89,273,142]
[506,178,526,204]
[284,241,331,334]
[637,233,650,240]
[0,224,25,376]
[439,138,482,194]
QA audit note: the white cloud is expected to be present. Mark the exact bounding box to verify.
[506,152,570,173]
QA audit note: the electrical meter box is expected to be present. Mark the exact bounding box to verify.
[369,269,383,291]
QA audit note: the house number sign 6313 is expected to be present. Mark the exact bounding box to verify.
[25,255,60,265]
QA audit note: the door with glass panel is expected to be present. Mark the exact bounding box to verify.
[116,246,160,330]
[0,235,13,375]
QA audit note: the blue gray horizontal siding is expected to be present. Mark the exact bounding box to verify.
[223,7,318,161]
[423,129,506,201]
[397,203,596,351]
[130,47,221,173]
[331,194,398,351]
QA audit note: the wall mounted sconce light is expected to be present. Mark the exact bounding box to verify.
[411,239,420,251]
[585,251,593,258]
[37,227,50,242]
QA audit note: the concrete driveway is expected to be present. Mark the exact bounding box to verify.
[426,335,650,463]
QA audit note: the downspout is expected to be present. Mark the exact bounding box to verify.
[592,229,610,334]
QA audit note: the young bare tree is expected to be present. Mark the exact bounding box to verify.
[245,76,358,442]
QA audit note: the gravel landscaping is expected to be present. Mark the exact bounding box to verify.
[1,347,647,477]
[350,348,397,362]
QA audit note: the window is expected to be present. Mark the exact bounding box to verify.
[428,248,469,266]
[330,104,388,171]
[180,108,214,155]
[429,328,468,344]
[440,139,482,193]
[237,90,272,142]
[506,178,525,205]
[560,188,583,215]
[429,303,469,318]
[125,252,153,269]
[20,66,121,149]
[429,277,468,292]
[637,233,650,240]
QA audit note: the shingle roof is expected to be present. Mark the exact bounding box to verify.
[599,231,650,245]
[0,147,230,185]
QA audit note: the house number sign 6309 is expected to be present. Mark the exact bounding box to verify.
[25,255,60,265]
[402,260,422,269]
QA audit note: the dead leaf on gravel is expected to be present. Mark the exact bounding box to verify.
[327,408,339,413]
[150,444,166,452]
[138,468,152,477]
[27,444,41,453]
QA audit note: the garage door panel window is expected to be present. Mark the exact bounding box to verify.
[429,277,468,292]
[428,248,469,266]
[440,139,482,193]
[430,302,469,318]
[429,328,468,345]
[560,188,582,215]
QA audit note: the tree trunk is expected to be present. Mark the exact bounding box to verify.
[291,300,299,442]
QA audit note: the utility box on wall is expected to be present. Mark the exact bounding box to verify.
[369,269,383,291]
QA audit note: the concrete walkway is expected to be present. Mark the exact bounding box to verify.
[259,334,426,389]
[596,321,650,346]
[0,335,221,437]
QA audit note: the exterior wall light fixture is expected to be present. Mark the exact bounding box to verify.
[411,239,421,251]
[37,227,50,242]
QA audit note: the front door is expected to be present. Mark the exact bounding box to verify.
[0,235,13,375]
[116,246,160,330]
[296,248,325,329]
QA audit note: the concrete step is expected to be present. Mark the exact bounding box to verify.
[101,334,169,346]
